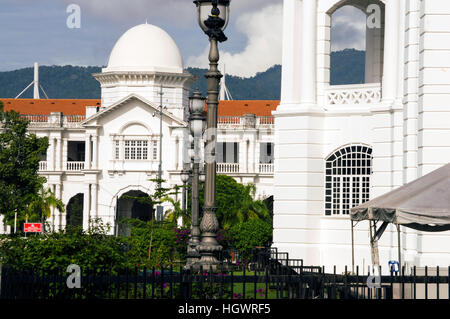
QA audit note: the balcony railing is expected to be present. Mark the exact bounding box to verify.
[63,115,86,128]
[258,163,274,174]
[217,163,240,174]
[325,83,381,107]
[39,161,48,171]
[256,116,274,127]
[218,116,274,129]
[22,113,86,128]
[217,116,242,128]
[66,161,85,171]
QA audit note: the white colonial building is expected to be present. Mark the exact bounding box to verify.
[2,0,450,271]
[273,0,450,271]
[0,24,276,236]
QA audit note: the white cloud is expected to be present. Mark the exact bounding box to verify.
[331,6,366,51]
[187,3,282,78]
[58,0,279,27]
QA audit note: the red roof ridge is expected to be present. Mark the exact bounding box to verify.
[1,98,280,117]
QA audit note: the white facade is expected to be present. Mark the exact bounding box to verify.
[274,0,450,272]
[0,24,275,236]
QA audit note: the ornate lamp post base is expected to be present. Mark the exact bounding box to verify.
[185,246,201,269]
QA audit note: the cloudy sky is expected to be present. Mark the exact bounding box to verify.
[0,0,365,77]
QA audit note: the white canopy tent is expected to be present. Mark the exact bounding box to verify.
[350,163,450,271]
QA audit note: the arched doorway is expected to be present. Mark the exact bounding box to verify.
[117,190,154,236]
[66,193,84,228]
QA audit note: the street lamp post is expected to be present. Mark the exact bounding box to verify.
[186,90,206,268]
[180,169,190,215]
[193,0,230,270]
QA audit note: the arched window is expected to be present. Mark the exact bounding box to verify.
[325,144,373,216]
[327,1,385,85]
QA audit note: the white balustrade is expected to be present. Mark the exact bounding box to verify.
[326,83,381,106]
[66,161,85,171]
[256,117,275,127]
[63,115,86,128]
[20,114,85,128]
[217,163,240,174]
[218,116,275,129]
[22,115,50,128]
[258,163,274,174]
[218,116,242,128]
[39,161,48,171]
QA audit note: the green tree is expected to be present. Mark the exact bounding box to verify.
[0,101,49,230]
[27,186,65,226]
[190,175,271,229]
[163,187,191,226]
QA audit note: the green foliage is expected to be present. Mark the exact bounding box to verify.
[191,175,271,229]
[120,219,184,268]
[0,101,49,229]
[0,220,129,272]
[27,186,65,223]
[229,219,273,262]
[0,217,190,272]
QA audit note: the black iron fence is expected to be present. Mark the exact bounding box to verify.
[1,263,449,300]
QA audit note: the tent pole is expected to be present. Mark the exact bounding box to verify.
[351,220,355,274]
[369,221,380,266]
[397,224,402,275]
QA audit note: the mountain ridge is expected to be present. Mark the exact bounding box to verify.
[0,49,365,100]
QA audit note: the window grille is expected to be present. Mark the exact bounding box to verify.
[325,144,372,215]
[115,141,120,160]
[152,141,158,160]
[124,140,148,160]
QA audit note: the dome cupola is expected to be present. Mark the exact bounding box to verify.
[103,24,184,74]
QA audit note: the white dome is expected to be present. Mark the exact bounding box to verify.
[104,24,184,73]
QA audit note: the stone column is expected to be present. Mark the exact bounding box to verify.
[85,134,91,170]
[91,184,98,219]
[50,184,55,231]
[92,134,98,169]
[179,135,186,170]
[62,138,68,172]
[239,140,246,173]
[55,137,62,171]
[48,138,55,171]
[299,0,317,106]
[248,138,255,174]
[55,184,62,231]
[175,137,179,170]
[280,0,302,107]
[82,184,91,230]
[382,0,400,105]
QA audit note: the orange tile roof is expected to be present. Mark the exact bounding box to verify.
[0,99,101,115]
[217,100,279,117]
[0,99,279,117]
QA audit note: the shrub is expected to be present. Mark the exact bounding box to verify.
[0,221,129,272]
[229,219,273,262]
[120,219,186,268]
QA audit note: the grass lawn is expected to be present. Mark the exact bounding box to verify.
[227,270,279,299]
